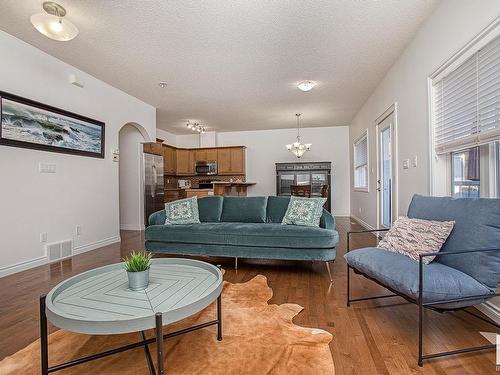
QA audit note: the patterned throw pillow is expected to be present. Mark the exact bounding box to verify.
[378,216,455,264]
[164,196,200,225]
[282,196,327,227]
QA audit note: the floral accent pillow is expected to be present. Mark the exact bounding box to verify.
[164,196,200,225]
[282,196,327,227]
[378,216,455,264]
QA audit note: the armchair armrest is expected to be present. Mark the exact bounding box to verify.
[148,209,166,226]
[346,228,389,253]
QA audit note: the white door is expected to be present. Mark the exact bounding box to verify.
[376,110,397,228]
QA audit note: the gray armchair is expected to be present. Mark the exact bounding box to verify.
[344,195,500,366]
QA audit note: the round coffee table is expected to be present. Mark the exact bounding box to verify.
[39,258,223,375]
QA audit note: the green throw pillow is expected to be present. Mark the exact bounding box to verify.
[164,196,200,225]
[282,196,326,227]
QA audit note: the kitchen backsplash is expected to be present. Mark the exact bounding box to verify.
[165,175,246,189]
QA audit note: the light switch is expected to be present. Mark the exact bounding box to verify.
[402,159,410,169]
[412,155,418,168]
[39,163,56,173]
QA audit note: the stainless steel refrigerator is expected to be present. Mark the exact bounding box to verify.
[144,152,164,226]
[276,162,332,211]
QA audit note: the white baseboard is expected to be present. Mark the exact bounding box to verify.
[333,213,351,217]
[120,224,145,231]
[0,235,121,278]
[73,235,121,255]
[476,301,500,325]
[350,215,375,230]
[0,255,47,278]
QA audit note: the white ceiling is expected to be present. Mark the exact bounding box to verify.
[0,0,436,134]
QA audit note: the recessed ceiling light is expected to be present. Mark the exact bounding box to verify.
[297,80,317,92]
[30,2,79,42]
[158,81,168,88]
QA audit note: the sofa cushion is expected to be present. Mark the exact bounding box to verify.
[164,197,200,225]
[198,196,223,222]
[407,195,500,289]
[344,248,493,309]
[145,222,338,249]
[282,196,327,227]
[221,196,267,223]
[266,196,290,223]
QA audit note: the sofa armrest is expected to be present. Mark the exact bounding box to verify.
[149,209,166,226]
[320,209,335,230]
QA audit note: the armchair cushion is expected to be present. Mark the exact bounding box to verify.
[408,195,500,289]
[345,247,493,309]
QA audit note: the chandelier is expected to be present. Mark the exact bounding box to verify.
[186,121,206,133]
[286,114,311,158]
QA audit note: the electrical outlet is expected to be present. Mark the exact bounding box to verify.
[76,226,82,236]
[412,155,418,168]
[358,207,362,213]
[39,163,56,173]
[40,232,47,243]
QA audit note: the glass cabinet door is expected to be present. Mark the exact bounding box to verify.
[296,173,311,186]
[311,173,327,195]
[279,174,295,195]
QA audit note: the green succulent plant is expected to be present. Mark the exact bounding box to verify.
[123,251,152,272]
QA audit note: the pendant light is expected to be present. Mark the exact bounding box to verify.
[286,114,312,158]
[30,2,79,42]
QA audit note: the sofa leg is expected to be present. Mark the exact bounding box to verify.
[325,261,333,282]
[235,257,238,270]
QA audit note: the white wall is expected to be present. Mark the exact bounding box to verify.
[119,124,147,230]
[156,128,177,146]
[349,0,500,228]
[215,126,351,216]
[0,31,156,276]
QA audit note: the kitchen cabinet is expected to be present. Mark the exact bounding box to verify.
[143,142,163,156]
[194,150,206,162]
[217,147,245,175]
[176,149,192,175]
[163,145,177,175]
[206,149,218,161]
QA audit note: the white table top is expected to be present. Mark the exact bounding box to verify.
[45,258,223,335]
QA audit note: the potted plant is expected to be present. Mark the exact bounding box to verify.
[123,251,152,291]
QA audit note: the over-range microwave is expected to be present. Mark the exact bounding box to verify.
[195,160,217,175]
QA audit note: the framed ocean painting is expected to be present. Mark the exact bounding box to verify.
[0,91,105,158]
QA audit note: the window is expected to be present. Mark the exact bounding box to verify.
[430,24,500,198]
[432,33,500,155]
[353,132,368,191]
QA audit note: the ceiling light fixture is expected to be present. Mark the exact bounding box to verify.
[297,80,317,92]
[158,81,168,88]
[286,114,311,158]
[30,2,79,42]
[186,121,206,134]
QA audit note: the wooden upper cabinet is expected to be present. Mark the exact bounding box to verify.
[206,149,218,161]
[143,142,163,156]
[163,145,177,175]
[230,147,245,174]
[176,149,195,175]
[194,150,206,162]
[217,147,245,175]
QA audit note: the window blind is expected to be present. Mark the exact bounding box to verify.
[354,134,368,189]
[433,33,500,154]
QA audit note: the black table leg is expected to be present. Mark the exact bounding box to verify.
[155,313,164,375]
[141,331,156,375]
[40,295,49,375]
[217,294,223,341]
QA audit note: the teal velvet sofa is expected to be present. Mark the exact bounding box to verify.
[145,196,339,279]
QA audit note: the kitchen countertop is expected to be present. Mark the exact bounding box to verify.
[211,181,256,185]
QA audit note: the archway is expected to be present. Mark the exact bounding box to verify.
[119,122,149,230]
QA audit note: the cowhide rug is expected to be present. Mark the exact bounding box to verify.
[0,275,334,374]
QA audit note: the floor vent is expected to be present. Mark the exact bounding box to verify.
[47,239,73,262]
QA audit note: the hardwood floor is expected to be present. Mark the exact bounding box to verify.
[0,218,496,374]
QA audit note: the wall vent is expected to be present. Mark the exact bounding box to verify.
[46,239,73,262]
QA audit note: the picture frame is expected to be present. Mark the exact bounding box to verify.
[0,91,105,158]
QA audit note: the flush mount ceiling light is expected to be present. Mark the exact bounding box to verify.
[158,81,168,88]
[286,114,311,158]
[297,80,317,92]
[186,121,206,134]
[30,2,79,41]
